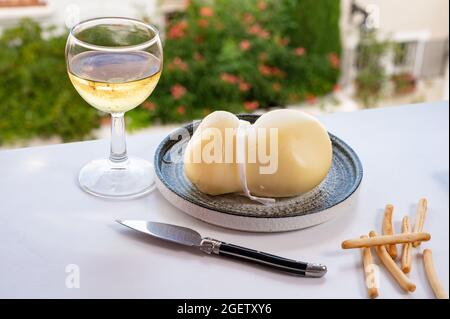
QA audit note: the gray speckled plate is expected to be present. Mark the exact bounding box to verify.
[154,114,363,232]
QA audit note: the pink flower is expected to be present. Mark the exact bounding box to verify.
[142,101,156,110]
[305,93,317,104]
[176,105,186,115]
[197,19,209,28]
[258,64,272,76]
[240,40,251,51]
[248,24,270,39]
[244,101,260,111]
[168,57,188,71]
[248,24,261,35]
[220,73,239,84]
[333,83,341,92]
[171,84,187,100]
[270,66,285,78]
[328,52,340,68]
[258,29,270,39]
[259,64,285,77]
[239,81,251,92]
[279,37,290,46]
[257,1,267,11]
[167,20,188,39]
[200,6,214,17]
[259,30,270,39]
[243,13,255,25]
[174,57,188,70]
[294,47,305,56]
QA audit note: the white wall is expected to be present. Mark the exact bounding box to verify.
[341,0,449,40]
[48,0,159,27]
[0,0,160,29]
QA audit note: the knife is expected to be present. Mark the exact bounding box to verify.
[116,220,327,278]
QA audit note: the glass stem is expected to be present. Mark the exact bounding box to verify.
[110,113,128,164]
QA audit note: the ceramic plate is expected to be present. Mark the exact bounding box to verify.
[154,114,363,232]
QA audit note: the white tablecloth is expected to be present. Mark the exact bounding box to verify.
[0,102,448,298]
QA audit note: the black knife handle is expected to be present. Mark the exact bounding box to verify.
[200,238,326,278]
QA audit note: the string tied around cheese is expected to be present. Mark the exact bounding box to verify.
[236,121,276,205]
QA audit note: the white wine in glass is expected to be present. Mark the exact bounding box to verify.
[66,18,163,199]
[68,51,161,113]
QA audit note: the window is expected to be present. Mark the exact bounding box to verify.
[393,41,417,70]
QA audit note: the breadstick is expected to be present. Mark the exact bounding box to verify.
[382,204,398,259]
[401,216,412,273]
[413,198,428,247]
[369,231,416,293]
[341,232,431,249]
[360,235,379,298]
[423,249,448,299]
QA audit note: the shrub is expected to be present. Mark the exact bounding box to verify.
[0,19,99,145]
[128,0,342,129]
[0,0,342,144]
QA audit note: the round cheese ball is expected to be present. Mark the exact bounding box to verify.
[183,109,332,198]
[184,111,242,195]
[246,109,332,197]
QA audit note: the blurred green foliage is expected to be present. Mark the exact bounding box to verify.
[76,23,153,47]
[0,19,98,145]
[0,0,342,144]
[130,0,342,128]
[280,0,341,55]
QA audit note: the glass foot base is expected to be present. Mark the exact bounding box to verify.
[78,157,155,199]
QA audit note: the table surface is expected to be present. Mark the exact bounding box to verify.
[0,102,448,299]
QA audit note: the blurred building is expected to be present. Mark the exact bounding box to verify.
[341,0,449,95]
[0,0,160,28]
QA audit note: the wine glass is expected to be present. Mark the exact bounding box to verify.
[65,17,163,199]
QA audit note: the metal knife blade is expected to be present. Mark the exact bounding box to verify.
[117,220,327,277]
[117,220,202,247]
